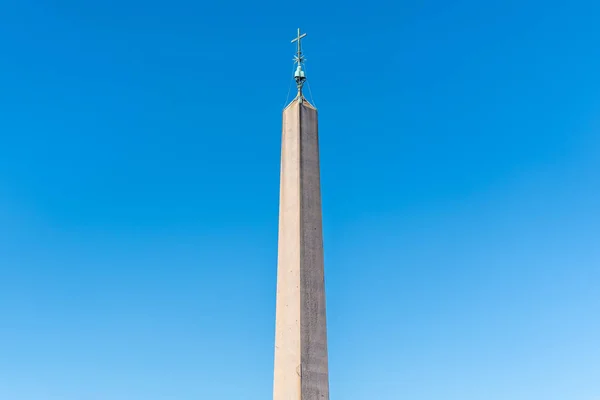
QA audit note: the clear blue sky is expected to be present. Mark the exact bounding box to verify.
[1,0,599,399]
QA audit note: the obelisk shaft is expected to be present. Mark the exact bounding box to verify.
[273,98,329,400]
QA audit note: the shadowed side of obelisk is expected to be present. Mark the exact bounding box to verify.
[299,102,329,399]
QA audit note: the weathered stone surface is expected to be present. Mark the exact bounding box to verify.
[273,98,329,400]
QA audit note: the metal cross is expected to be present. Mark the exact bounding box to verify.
[291,28,307,64]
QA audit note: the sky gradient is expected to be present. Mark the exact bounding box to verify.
[1,0,600,399]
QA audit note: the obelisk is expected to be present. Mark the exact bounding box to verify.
[273,29,329,400]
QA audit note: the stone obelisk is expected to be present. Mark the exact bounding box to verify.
[273,29,329,400]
